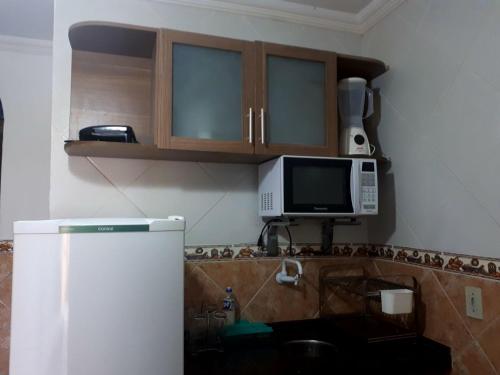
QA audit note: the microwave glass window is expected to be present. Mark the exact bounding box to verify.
[292,166,346,205]
[283,157,354,214]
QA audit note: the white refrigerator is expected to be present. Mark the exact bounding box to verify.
[9,217,185,375]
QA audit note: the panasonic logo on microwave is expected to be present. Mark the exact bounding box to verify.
[313,207,328,211]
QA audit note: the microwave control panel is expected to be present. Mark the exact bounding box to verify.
[360,161,378,214]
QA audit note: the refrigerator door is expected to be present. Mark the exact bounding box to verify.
[10,218,185,375]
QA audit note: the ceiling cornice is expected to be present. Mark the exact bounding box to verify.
[145,0,404,34]
[357,0,405,33]
[0,34,52,55]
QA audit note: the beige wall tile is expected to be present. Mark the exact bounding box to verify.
[420,272,473,353]
[374,259,431,283]
[434,271,500,337]
[478,317,500,373]
[301,258,367,291]
[453,342,496,375]
[198,260,280,310]
[244,275,319,323]
[184,263,226,314]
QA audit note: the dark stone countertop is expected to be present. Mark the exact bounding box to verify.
[185,317,452,375]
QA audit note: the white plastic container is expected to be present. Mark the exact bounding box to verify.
[380,289,414,315]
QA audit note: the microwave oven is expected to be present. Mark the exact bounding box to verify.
[258,156,378,218]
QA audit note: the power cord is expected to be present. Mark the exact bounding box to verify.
[285,225,294,256]
[257,219,277,248]
[257,219,294,256]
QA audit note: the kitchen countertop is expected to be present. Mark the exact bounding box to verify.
[185,317,452,375]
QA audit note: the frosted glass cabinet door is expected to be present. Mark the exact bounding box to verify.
[162,30,254,154]
[267,56,325,146]
[172,44,241,141]
[256,43,338,156]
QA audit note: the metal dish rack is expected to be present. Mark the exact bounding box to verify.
[319,265,420,343]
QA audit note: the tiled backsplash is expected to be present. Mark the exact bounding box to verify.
[185,257,376,323]
[0,242,13,375]
[0,241,499,374]
[372,259,500,374]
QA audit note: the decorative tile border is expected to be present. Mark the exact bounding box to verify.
[295,244,317,256]
[442,252,500,279]
[392,246,444,268]
[0,241,13,253]
[352,243,368,257]
[184,246,230,260]
[3,237,500,281]
[184,242,357,261]
[367,244,394,259]
[375,245,500,281]
[184,243,500,281]
[332,243,354,256]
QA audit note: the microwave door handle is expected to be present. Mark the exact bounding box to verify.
[350,165,358,213]
[248,107,253,144]
[260,108,265,145]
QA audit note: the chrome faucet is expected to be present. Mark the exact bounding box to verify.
[276,258,303,286]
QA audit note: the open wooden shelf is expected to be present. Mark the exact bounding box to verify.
[64,141,273,164]
[337,53,388,81]
[68,23,160,145]
[69,23,157,58]
[65,140,390,166]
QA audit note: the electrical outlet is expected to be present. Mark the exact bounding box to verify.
[465,286,483,320]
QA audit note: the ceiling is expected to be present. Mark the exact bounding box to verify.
[153,0,404,34]
[284,0,372,14]
[0,0,401,41]
[0,0,54,40]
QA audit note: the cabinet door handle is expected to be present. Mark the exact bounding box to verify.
[260,108,265,145]
[248,107,253,144]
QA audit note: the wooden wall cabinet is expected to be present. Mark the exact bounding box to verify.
[255,42,337,157]
[65,23,388,164]
[160,30,255,155]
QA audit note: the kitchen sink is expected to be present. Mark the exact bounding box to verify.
[283,339,338,358]
[186,318,452,375]
[282,340,338,375]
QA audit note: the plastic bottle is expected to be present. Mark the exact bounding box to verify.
[223,287,236,325]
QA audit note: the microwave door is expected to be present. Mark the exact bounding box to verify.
[283,158,354,216]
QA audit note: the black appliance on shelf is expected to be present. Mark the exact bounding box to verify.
[79,125,138,143]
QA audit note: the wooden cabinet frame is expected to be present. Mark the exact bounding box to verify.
[66,23,388,164]
[159,29,256,154]
[255,42,338,156]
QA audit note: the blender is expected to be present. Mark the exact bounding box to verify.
[338,77,375,156]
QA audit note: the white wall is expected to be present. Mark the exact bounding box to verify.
[50,0,365,246]
[0,36,52,239]
[362,0,500,257]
